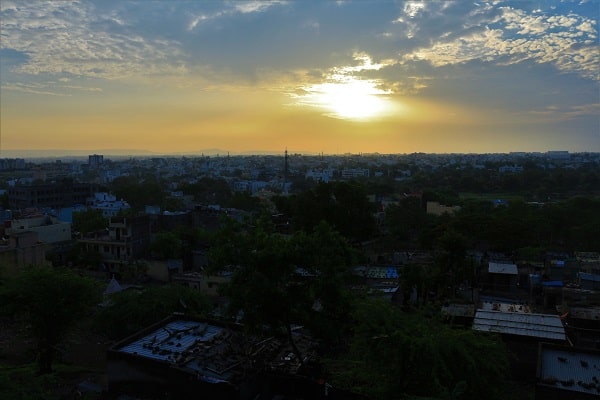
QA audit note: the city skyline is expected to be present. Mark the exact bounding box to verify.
[1,1,599,156]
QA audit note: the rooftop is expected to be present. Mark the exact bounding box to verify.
[473,310,566,341]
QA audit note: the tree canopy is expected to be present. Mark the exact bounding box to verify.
[0,267,101,374]
[325,299,509,400]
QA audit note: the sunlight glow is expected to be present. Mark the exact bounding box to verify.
[297,76,396,120]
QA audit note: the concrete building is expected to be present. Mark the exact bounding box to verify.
[8,179,98,210]
[0,231,49,278]
[78,215,151,277]
[6,214,71,243]
[107,314,320,400]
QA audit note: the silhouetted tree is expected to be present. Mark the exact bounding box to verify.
[0,267,100,374]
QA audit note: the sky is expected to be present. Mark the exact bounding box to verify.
[1,0,599,156]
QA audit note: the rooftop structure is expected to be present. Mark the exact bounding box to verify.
[108,315,318,399]
[536,343,600,399]
[473,310,566,341]
[488,262,518,275]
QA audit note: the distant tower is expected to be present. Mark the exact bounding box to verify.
[88,154,104,169]
[284,148,289,181]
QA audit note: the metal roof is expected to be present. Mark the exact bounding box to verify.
[117,319,224,364]
[488,262,518,275]
[473,310,566,341]
[538,344,600,396]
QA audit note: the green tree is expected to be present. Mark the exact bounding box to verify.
[150,231,182,260]
[94,284,211,340]
[326,299,509,400]
[72,208,107,235]
[211,216,357,359]
[0,267,100,374]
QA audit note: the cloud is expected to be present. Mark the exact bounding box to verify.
[1,1,185,80]
[399,3,599,80]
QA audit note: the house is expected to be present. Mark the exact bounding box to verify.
[473,308,567,382]
[0,231,49,278]
[87,192,131,218]
[485,262,519,292]
[78,215,151,277]
[536,343,600,399]
[5,214,71,243]
[172,271,232,298]
[426,201,460,215]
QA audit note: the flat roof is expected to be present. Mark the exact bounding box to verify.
[538,343,600,396]
[111,316,312,384]
[488,262,518,275]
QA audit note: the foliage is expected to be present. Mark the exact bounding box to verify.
[150,231,182,260]
[72,209,107,235]
[211,215,358,355]
[0,267,101,374]
[0,363,102,400]
[277,181,377,241]
[93,284,211,340]
[179,177,233,205]
[325,299,509,400]
[385,196,427,240]
[110,176,168,211]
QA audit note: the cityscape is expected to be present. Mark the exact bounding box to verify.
[1,1,599,400]
[0,149,599,399]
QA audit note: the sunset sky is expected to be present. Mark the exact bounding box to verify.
[1,0,598,156]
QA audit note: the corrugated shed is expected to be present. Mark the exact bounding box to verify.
[117,319,224,364]
[538,344,600,396]
[488,262,518,275]
[473,310,566,341]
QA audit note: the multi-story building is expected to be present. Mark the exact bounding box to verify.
[88,154,104,169]
[8,179,98,210]
[78,215,151,276]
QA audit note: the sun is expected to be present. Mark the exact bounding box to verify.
[297,77,396,121]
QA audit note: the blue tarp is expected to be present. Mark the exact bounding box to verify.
[542,281,563,287]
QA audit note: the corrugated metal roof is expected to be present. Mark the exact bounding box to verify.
[473,310,565,341]
[538,344,600,396]
[117,319,224,364]
[488,262,518,275]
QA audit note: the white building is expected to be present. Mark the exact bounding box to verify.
[88,192,131,217]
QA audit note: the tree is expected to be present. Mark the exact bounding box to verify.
[72,208,107,235]
[93,284,211,340]
[0,267,100,374]
[211,216,357,359]
[325,299,509,400]
[150,231,182,260]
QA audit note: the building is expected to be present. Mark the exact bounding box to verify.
[536,343,600,399]
[426,201,460,216]
[485,262,519,292]
[341,168,369,179]
[107,314,321,400]
[88,154,104,169]
[5,214,71,243]
[87,192,131,218]
[0,231,49,278]
[78,215,151,276]
[8,179,98,210]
